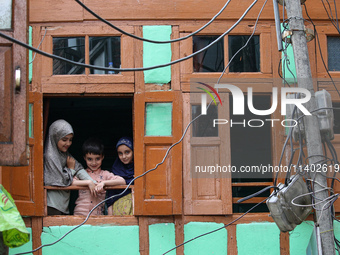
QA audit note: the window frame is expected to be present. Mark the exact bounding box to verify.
[179,22,272,92]
[40,24,134,94]
[316,25,340,78]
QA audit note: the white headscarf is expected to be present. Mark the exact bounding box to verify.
[44,119,83,186]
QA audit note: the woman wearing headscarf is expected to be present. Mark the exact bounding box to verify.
[44,119,96,215]
[106,137,134,216]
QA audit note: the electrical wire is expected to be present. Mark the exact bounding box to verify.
[162,193,279,255]
[75,0,232,44]
[29,27,47,64]
[13,1,270,253]
[303,3,340,98]
[320,0,340,34]
[217,0,267,84]
[0,0,259,73]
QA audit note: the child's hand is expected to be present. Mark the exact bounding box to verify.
[88,181,97,197]
[95,182,105,193]
[67,156,76,170]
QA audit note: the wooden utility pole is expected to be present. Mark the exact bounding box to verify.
[284,0,335,253]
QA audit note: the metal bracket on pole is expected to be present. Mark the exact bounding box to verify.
[282,26,315,43]
[278,0,306,5]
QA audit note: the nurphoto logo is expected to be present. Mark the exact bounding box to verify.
[198,83,311,128]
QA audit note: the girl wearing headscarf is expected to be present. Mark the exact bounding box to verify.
[44,119,96,215]
[106,137,134,215]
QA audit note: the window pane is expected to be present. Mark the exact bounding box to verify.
[229,35,260,72]
[53,37,85,75]
[193,36,224,72]
[145,103,172,136]
[0,0,12,29]
[89,36,121,74]
[333,102,340,134]
[191,105,218,137]
[328,36,340,71]
[230,95,272,213]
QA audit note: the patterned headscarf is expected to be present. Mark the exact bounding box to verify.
[43,119,83,186]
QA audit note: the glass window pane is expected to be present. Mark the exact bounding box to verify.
[89,36,121,74]
[229,35,260,72]
[53,37,85,75]
[328,36,340,71]
[145,103,172,136]
[0,0,12,29]
[333,102,340,134]
[191,105,218,137]
[193,36,224,72]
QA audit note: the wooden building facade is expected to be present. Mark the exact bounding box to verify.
[1,0,340,254]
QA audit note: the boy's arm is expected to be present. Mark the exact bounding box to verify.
[95,176,126,193]
[72,179,97,197]
[74,169,97,184]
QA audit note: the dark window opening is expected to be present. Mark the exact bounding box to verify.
[89,36,121,74]
[230,95,272,213]
[192,105,218,137]
[193,36,224,72]
[53,37,85,75]
[228,35,260,72]
[333,102,340,134]
[44,97,133,215]
[328,36,340,71]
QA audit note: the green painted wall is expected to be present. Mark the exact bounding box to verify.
[12,220,340,254]
[29,26,32,83]
[184,222,227,255]
[289,221,314,255]
[145,103,172,136]
[9,228,32,255]
[237,222,280,255]
[143,26,172,84]
[149,223,176,255]
[281,24,297,85]
[41,225,139,255]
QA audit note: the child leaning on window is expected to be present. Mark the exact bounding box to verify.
[73,137,125,216]
[44,119,97,216]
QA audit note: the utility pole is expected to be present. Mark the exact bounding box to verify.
[284,0,336,253]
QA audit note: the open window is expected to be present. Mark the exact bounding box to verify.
[44,96,133,215]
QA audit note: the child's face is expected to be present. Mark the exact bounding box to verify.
[84,153,104,172]
[57,133,73,153]
[117,145,133,165]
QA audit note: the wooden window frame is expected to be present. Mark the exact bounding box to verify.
[39,24,135,94]
[0,0,28,165]
[179,22,272,92]
[44,185,135,217]
[316,25,340,78]
[183,93,233,215]
[182,81,283,215]
[134,91,183,215]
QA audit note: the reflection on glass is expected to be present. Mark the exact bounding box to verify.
[229,35,260,72]
[192,105,218,137]
[89,37,121,74]
[328,36,340,71]
[53,37,85,75]
[0,0,12,29]
[193,36,224,72]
